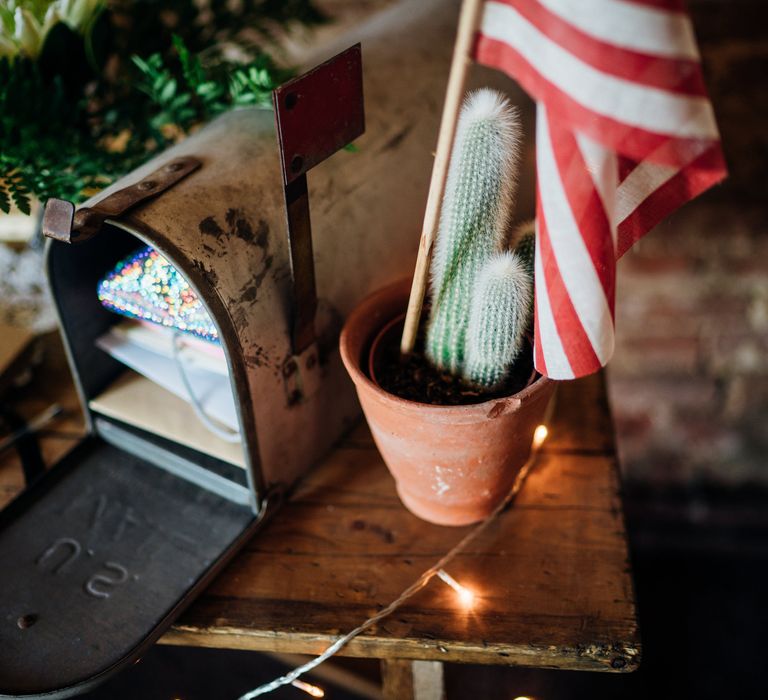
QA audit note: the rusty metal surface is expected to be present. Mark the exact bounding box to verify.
[283,174,318,355]
[41,200,75,244]
[42,157,201,244]
[273,43,364,185]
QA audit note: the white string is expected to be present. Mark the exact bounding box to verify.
[171,332,242,443]
[237,437,547,699]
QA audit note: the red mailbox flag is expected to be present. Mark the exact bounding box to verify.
[272,44,365,356]
[474,0,727,379]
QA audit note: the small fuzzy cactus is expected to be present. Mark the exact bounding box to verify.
[507,218,536,322]
[425,88,535,391]
[510,219,535,279]
[465,252,532,388]
[426,89,521,374]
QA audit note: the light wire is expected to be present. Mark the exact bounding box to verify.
[172,331,242,443]
[237,437,547,699]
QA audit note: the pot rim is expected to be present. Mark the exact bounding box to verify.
[340,278,555,417]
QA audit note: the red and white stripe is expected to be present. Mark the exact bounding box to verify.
[474,0,727,379]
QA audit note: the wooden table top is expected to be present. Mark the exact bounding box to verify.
[168,371,640,672]
[1,338,640,673]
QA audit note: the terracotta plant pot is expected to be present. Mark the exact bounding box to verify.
[340,278,556,526]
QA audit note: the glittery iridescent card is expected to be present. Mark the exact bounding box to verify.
[97,246,220,344]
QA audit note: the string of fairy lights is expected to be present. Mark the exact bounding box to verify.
[237,424,550,699]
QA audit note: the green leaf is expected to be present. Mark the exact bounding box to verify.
[160,78,177,102]
[131,55,150,73]
[6,175,31,215]
[0,183,10,215]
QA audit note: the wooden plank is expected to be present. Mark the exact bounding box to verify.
[0,324,33,380]
[381,659,415,700]
[381,659,445,700]
[162,373,640,672]
[0,340,639,673]
[412,661,445,700]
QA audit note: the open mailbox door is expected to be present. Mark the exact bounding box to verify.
[0,218,267,697]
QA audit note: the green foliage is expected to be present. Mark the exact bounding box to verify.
[107,0,326,68]
[0,0,324,214]
[229,57,292,108]
[0,55,134,214]
[133,35,293,138]
[425,89,534,390]
[132,46,208,133]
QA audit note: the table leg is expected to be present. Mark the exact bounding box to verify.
[381,659,445,700]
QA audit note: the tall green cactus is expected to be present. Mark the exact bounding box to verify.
[426,89,521,374]
[425,89,536,391]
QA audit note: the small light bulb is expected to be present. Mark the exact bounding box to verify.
[532,424,548,449]
[437,569,475,608]
[458,587,475,607]
[291,679,325,698]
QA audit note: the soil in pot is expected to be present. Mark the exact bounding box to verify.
[370,313,536,405]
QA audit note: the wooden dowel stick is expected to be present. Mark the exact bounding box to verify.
[400,0,484,355]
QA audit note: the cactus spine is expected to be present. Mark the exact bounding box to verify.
[465,252,532,388]
[426,89,521,374]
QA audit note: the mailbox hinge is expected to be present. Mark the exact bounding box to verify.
[42,156,202,244]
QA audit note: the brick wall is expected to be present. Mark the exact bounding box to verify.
[609,1,768,486]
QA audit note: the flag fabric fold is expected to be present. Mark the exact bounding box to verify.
[474,0,727,379]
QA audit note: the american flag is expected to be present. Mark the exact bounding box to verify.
[473,0,727,379]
